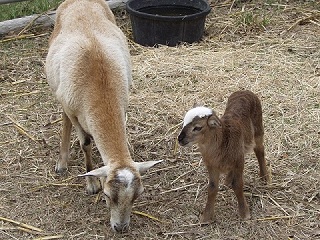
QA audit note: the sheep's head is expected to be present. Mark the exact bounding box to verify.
[79,160,162,233]
[178,107,221,146]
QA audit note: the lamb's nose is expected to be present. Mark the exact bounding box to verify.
[178,132,185,142]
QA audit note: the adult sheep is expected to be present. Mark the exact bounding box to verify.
[45,0,161,233]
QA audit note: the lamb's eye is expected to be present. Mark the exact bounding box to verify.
[193,126,202,131]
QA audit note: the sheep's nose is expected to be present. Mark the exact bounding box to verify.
[178,132,185,142]
[113,223,129,233]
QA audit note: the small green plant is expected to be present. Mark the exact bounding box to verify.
[0,0,62,22]
[235,10,270,33]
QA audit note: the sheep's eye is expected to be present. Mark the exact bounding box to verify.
[193,126,202,131]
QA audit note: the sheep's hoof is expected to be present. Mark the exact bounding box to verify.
[86,176,101,195]
[55,162,68,175]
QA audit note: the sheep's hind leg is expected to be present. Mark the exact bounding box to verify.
[56,112,72,174]
[224,171,233,188]
[254,135,269,183]
[200,168,219,225]
[231,169,250,220]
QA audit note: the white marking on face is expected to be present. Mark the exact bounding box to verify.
[183,107,213,127]
[117,169,134,187]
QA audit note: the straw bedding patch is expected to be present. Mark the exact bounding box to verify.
[0,1,319,239]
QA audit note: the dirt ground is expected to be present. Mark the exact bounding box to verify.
[0,0,319,239]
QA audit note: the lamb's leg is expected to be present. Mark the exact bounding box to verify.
[56,112,72,174]
[254,135,269,182]
[74,124,101,195]
[231,168,250,220]
[200,168,220,225]
[224,171,233,188]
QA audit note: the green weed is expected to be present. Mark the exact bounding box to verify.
[235,10,271,33]
[0,0,62,22]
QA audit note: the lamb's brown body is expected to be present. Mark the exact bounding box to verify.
[178,90,269,224]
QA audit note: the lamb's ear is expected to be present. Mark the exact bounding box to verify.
[134,160,163,175]
[192,101,204,108]
[207,114,222,128]
[78,166,109,177]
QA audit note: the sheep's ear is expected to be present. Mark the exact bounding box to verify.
[207,114,222,128]
[78,166,109,177]
[134,160,163,175]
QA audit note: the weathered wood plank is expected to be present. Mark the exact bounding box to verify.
[0,0,128,37]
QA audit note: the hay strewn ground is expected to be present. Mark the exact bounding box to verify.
[1,1,319,239]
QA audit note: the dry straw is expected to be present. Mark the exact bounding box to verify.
[0,0,319,239]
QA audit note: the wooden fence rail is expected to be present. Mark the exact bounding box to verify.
[0,0,30,4]
[0,0,128,37]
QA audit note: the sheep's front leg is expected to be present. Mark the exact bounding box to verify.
[231,167,250,220]
[200,168,219,225]
[74,124,101,195]
[56,112,72,174]
[81,135,102,195]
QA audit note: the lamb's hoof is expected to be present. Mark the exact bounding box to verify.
[200,213,214,226]
[240,211,251,220]
[86,176,101,195]
[262,174,271,185]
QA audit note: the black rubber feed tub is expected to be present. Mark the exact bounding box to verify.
[126,0,211,47]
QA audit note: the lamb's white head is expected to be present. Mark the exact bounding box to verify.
[79,160,162,233]
[182,107,213,127]
[178,106,221,146]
